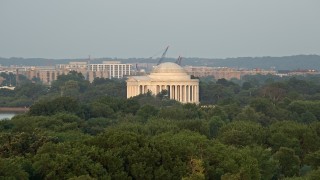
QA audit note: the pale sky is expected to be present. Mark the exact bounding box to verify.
[1,0,319,59]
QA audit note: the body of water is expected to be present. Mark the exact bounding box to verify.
[0,113,16,120]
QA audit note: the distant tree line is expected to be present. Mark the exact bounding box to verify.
[1,54,320,70]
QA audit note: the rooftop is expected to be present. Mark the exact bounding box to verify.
[152,62,187,74]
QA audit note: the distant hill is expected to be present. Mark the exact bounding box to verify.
[0,58,82,67]
[183,55,320,70]
[1,55,320,70]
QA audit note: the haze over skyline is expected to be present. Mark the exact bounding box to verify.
[1,0,320,59]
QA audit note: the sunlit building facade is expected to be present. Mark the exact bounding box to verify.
[127,62,199,104]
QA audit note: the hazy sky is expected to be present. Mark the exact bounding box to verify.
[1,0,320,59]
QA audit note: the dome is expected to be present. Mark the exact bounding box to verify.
[152,62,187,73]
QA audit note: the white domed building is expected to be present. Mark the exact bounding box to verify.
[126,62,199,104]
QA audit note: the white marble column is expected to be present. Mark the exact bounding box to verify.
[174,85,177,100]
[179,85,182,101]
[189,85,192,102]
[184,85,186,102]
[186,85,189,103]
[194,85,196,102]
[192,85,195,102]
[196,85,199,103]
[127,86,129,97]
[195,85,198,102]
[177,85,179,101]
[175,86,177,100]
[131,86,133,96]
[180,85,182,101]
[188,85,191,102]
[134,86,136,96]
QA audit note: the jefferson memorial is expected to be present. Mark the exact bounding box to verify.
[126,62,199,104]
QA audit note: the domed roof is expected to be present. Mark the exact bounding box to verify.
[152,62,187,73]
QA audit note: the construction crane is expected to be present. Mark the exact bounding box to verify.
[157,46,169,65]
[175,56,183,65]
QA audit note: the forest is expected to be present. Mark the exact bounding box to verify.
[1,71,320,179]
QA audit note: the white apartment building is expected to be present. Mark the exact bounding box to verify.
[88,61,132,79]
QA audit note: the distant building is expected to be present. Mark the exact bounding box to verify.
[184,66,276,80]
[88,61,132,79]
[19,66,63,85]
[56,61,87,69]
[0,61,133,85]
[276,69,320,77]
[56,62,88,78]
[87,71,109,82]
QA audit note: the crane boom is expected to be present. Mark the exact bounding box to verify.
[175,56,182,65]
[157,46,169,65]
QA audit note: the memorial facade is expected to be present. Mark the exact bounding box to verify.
[126,62,199,104]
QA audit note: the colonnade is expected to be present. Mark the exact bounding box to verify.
[127,84,199,103]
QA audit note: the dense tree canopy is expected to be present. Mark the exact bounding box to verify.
[1,73,320,179]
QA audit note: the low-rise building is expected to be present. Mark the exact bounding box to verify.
[277,69,320,77]
[88,61,132,79]
[184,66,276,80]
